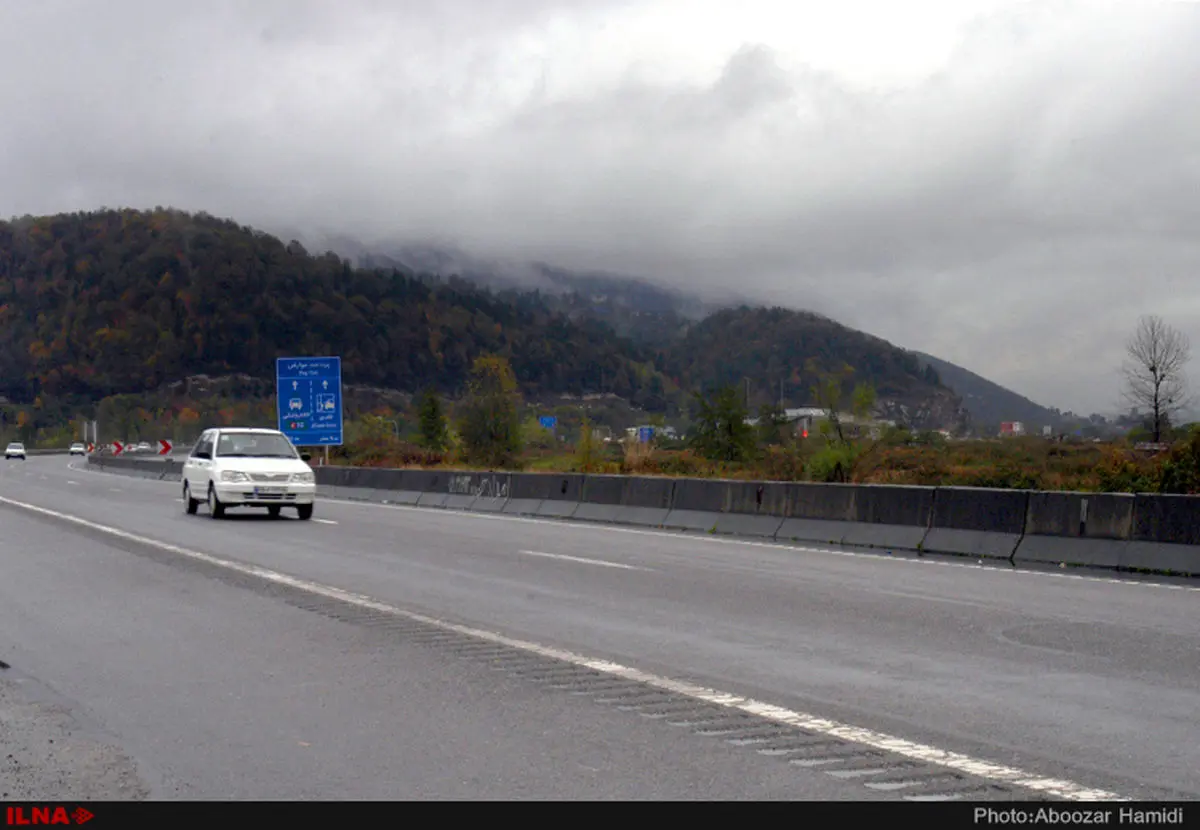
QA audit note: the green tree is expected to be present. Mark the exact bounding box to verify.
[689,386,755,462]
[805,359,876,446]
[805,359,879,482]
[456,354,523,468]
[575,415,601,472]
[756,402,789,446]
[416,388,448,451]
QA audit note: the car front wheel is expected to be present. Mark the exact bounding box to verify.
[296,503,313,521]
[207,484,225,519]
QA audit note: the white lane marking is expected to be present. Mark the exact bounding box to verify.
[65,480,78,486]
[312,518,338,525]
[519,549,650,571]
[46,461,1200,593]
[0,492,1131,802]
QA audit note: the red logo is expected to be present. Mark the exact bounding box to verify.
[5,806,93,825]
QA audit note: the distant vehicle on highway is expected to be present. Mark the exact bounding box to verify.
[182,427,315,520]
[5,442,25,460]
[69,442,86,456]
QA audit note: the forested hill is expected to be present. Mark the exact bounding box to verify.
[659,307,972,431]
[0,209,673,410]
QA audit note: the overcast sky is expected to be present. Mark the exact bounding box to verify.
[2,0,1199,415]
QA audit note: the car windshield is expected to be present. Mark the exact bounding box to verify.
[214,432,298,459]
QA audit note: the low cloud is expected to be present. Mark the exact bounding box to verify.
[2,0,1199,414]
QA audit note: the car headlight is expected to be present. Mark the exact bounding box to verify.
[221,470,250,482]
[291,471,315,483]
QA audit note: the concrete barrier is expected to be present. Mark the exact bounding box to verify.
[843,485,934,551]
[533,473,585,519]
[921,487,1030,561]
[572,475,631,524]
[660,478,731,532]
[1124,494,1200,576]
[615,476,675,527]
[87,454,181,481]
[503,473,584,518]
[78,455,1200,580]
[661,479,787,538]
[1013,492,1133,571]
[571,475,674,527]
[775,483,859,546]
[439,471,511,512]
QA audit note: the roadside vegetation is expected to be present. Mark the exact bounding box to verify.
[298,355,1200,496]
[9,351,1200,495]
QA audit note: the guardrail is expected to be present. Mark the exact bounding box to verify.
[84,455,1200,578]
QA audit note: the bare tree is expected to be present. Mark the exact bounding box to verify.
[1122,315,1191,442]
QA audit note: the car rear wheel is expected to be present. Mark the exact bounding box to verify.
[183,482,198,515]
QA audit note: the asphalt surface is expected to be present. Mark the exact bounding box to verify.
[1,455,1198,800]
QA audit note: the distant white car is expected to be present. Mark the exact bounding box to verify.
[69,442,86,456]
[181,427,316,520]
[5,442,25,460]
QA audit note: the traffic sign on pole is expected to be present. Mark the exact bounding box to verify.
[112,441,124,456]
[158,439,172,455]
[276,356,343,446]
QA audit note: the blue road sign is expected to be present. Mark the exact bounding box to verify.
[276,356,343,446]
[538,416,557,430]
[637,426,654,443]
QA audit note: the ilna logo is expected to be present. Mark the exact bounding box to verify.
[5,806,93,825]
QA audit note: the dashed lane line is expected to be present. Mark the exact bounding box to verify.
[518,549,651,571]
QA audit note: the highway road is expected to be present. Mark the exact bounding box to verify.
[0,455,1197,801]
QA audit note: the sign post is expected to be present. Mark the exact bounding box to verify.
[276,356,343,454]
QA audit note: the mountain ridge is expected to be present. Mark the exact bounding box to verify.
[0,208,1052,435]
[290,231,1067,431]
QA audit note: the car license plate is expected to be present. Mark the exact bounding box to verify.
[254,486,284,495]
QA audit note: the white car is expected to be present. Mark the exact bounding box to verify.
[181,427,316,520]
[5,442,25,460]
[69,442,86,456]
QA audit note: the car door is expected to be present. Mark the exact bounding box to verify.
[186,432,214,493]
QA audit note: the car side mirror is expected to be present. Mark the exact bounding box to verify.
[300,453,311,462]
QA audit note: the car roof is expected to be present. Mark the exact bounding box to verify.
[212,427,284,434]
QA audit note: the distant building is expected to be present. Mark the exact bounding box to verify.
[999,421,1026,436]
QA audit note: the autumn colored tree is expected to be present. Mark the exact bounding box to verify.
[456,355,523,468]
[0,208,674,410]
